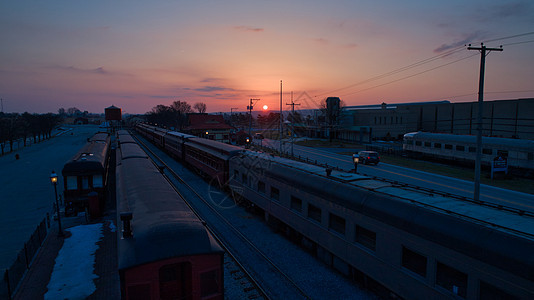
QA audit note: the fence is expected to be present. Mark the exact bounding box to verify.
[1,217,48,300]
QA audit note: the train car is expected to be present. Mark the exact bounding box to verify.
[62,132,110,215]
[116,132,224,300]
[135,123,168,147]
[403,132,534,172]
[116,130,137,145]
[184,137,243,185]
[228,151,534,299]
[164,131,196,161]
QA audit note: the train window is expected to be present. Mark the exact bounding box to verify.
[483,148,493,155]
[242,174,248,186]
[307,204,321,223]
[436,261,467,298]
[528,152,534,160]
[455,145,465,152]
[200,270,221,297]
[329,213,345,235]
[270,187,279,201]
[444,144,453,150]
[415,141,422,146]
[479,281,518,300]
[290,196,302,213]
[401,246,426,277]
[434,143,441,149]
[93,174,103,188]
[159,263,192,300]
[234,170,239,181]
[81,176,90,189]
[355,225,376,251]
[257,181,265,194]
[468,146,476,153]
[424,142,431,147]
[66,176,78,190]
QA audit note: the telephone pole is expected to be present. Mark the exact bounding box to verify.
[286,91,300,157]
[248,99,260,138]
[467,43,503,202]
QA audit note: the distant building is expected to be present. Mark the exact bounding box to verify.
[338,98,534,142]
[73,117,89,125]
[184,114,233,143]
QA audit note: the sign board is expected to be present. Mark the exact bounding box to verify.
[491,156,508,179]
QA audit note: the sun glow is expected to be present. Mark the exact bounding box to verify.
[262,105,268,110]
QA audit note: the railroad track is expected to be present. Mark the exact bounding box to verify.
[130,132,312,300]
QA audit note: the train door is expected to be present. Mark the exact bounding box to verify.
[159,262,192,300]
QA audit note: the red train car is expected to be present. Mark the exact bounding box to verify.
[62,132,110,215]
[116,132,224,300]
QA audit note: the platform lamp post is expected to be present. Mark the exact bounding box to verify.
[50,171,64,237]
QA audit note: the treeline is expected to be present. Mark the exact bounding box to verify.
[145,100,207,130]
[0,112,62,155]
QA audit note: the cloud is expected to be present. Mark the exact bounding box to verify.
[433,31,488,53]
[46,65,111,75]
[313,38,329,45]
[234,26,264,32]
[193,86,235,92]
[342,43,358,49]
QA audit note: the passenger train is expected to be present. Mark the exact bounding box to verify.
[136,123,534,299]
[62,132,110,215]
[403,131,534,173]
[116,130,224,300]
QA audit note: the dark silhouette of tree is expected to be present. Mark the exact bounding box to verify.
[193,102,207,113]
[146,100,194,130]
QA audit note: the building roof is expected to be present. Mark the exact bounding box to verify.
[185,114,233,130]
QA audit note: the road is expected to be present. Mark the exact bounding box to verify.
[256,138,534,213]
[0,125,101,269]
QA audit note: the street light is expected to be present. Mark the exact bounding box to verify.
[50,171,64,237]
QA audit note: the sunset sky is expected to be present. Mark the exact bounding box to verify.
[1,1,533,114]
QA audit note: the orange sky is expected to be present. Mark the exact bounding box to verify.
[1,1,533,114]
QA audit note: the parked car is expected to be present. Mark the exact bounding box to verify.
[357,151,380,165]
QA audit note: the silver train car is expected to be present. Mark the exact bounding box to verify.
[228,151,534,299]
[403,132,534,172]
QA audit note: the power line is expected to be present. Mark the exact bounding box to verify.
[339,53,479,97]
[482,31,534,44]
[315,46,467,97]
[313,31,534,102]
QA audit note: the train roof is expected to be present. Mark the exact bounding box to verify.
[167,131,196,139]
[187,137,243,156]
[89,132,110,142]
[230,151,534,280]
[116,130,130,136]
[119,143,149,160]
[62,140,109,175]
[117,134,136,145]
[404,131,534,149]
[116,156,223,271]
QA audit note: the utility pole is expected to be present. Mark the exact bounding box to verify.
[286,91,300,157]
[279,80,283,154]
[248,99,260,138]
[468,43,503,202]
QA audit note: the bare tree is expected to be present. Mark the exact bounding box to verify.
[193,102,207,113]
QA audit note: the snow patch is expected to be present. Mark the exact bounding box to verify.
[45,223,103,300]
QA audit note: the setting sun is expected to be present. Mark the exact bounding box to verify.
[262,105,268,110]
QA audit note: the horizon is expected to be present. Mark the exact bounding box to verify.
[1,1,533,115]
